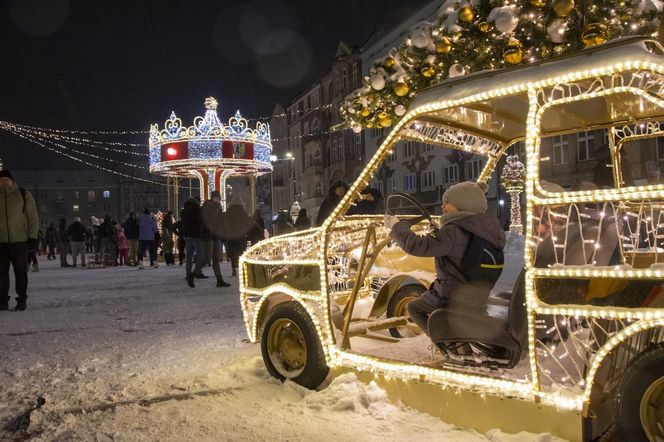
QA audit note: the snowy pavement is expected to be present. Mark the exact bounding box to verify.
[0,257,562,441]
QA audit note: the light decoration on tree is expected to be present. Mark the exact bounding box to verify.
[237,38,664,431]
[341,0,663,130]
[148,97,272,205]
[501,154,526,234]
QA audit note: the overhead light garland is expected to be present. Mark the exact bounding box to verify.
[341,0,663,131]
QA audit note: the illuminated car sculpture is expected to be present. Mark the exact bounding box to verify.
[148,97,272,206]
[239,38,664,440]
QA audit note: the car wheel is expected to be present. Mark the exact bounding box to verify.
[387,284,425,338]
[261,301,329,390]
[615,344,664,441]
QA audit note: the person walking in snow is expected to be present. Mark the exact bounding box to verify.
[45,222,57,260]
[122,212,139,266]
[67,217,88,267]
[172,219,185,266]
[137,208,158,268]
[180,196,204,287]
[0,170,39,311]
[225,197,251,277]
[117,227,129,266]
[57,218,71,267]
[201,191,230,287]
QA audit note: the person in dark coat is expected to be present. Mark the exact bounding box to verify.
[385,181,505,335]
[225,198,251,276]
[247,209,264,246]
[273,210,294,236]
[316,180,348,226]
[180,197,204,287]
[122,212,140,266]
[67,217,88,267]
[57,218,70,267]
[293,208,310,231]
[172,219,185,265]
[348,187,383,216]
[98,215,117,265]
[45,222,58,260]
[137,208,158,268]
[201,191,230,287]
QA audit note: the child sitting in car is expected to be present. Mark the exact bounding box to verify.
[384,181,506,335]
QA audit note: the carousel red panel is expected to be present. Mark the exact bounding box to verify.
[160,142,189,161]
[222,141,254,159]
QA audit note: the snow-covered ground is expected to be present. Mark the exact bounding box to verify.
[0,256,561,441]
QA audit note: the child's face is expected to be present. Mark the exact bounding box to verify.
[442,201,458,213]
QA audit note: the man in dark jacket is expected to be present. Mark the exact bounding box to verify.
[316,180,348,226]
[348,187,383,216]
[45,222,58,260]
[0,170,39,311]
[201,191,230,287]
[122,212,140,266]
[385,181,506,335]
[98,215,116,265]
[67,217,88,267]
[57,217,70,267]
[180,196,204,287]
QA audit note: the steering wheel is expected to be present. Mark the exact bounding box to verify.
[385,192,436,229]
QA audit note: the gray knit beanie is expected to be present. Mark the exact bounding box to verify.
[442,181,488,214]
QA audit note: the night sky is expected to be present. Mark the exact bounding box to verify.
[1,0,425,170]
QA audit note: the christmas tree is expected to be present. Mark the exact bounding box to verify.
[342,0,663,131]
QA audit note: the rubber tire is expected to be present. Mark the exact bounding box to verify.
[386,284,425,338]
[260,301,330,390]
[615,344,664,441]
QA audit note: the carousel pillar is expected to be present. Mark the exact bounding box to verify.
[167,177,179,214]
[249,174,257,213]
[214,169,233,210]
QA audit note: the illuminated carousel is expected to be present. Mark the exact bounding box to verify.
[148,97,272,209]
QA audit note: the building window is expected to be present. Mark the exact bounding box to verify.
[73,204,79,212]
[371,127,382,138]
[87,190,96,202]
[421,169,436,189]
[657,132,664,159]
[313,150,321,166]
[403,141,416,157]
[342,68,348,90]
[56,191,64,203]
[404,174,416,192]
[74,191,80,199]
[353,133,362,159]
[466,159,483,181]
[314,182,322,198]
[422,144,433,152]
[103,190,111,199]
[443,164,458,185]
[553,135,568,165]
[577,131,594,161]
[387,149,397,162]
[388,177,398,192]
[351,63,358,87]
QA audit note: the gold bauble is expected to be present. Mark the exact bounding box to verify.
[384,57,396,69]
[435,37,452,54]
[504,39,524,64]
[530,0,546,7]
[458,6,474,23]
[552,0,574,17]
[539,44,551,58]
[379,116,393,128]
[420,64,436,77]
[377,110,388,119]
[581,23,608,47]
[478,22,490,33]
[360,107,370,117]
[366,121,374,128]
[394,81,410,97]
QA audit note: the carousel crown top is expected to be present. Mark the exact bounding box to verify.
[148,97,272,176]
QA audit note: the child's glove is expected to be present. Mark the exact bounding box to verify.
[384,214,399,230]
